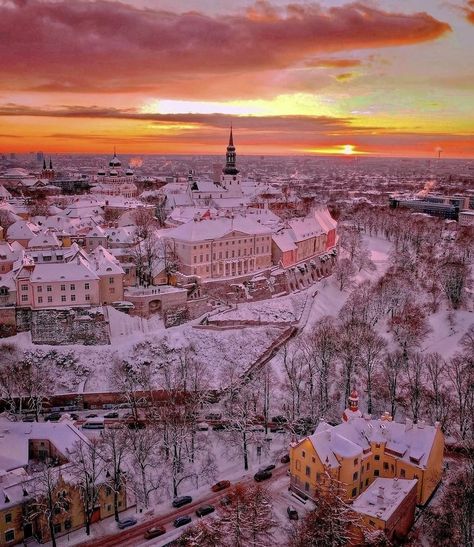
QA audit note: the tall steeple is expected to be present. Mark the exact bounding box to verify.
[223,125,239,175]
[49,157,53,169]
[43,158,46,170]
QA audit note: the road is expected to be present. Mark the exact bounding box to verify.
[79,465,289,547]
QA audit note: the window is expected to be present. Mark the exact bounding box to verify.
[109,277,114,284]
[48,296,52,303]
[47,285,52,292]
[383,462,389,470]
[400,469,406,478]
[37,286,42,293]
[304,482,309,492]
[38,297,43,304]
[70,284,75,291]
[107,504,112,512]
[312,457,316,463]
[21,294,28,302]
[351,488,357,497]
[366,463,370,470]
[65,520,72,530]
[316,472,322,482]
[71,295,76,302]
[354,458,358,465]
[353,472,358,480]
[21,284,28,291]
[85,294,90,301]
[302,451,306,458]
[305,466,310,477]
[295,460,301,471]
[374,455,380,461]
[110,288,115,294]
[53,523,61,534]
[374,470,380,477]
[85,282,90,290]
[61,295,66,302]
[5,513,11,523]
[61,284,65,291]
[5,530,14,543]
[366,478,369,486]
[106,486,112,496]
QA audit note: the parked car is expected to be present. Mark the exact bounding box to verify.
[104,412,119,419]
[280,454,290,464]
[211,480,231,492]
[205,413,222,421]
[287,506,299,520]
[22,415,35,422]
[117,517,137,529]
[260,464,276,472]
[212,423,226,431]
[144,526,166,539]
[127,421,145,430]
[174,515,192,528]
[272,415,287,424]
[45,413,61,422]
[172,495,193,508]
[196,505,215,517]
[69,413,80,421]
[86,413,98,419]
[254,470,272,482]
[197,422,209,431]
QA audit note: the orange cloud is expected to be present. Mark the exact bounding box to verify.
[0,1,451,95]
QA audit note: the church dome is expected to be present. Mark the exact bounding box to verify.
[109,169,118,176]
[97,169,106,176]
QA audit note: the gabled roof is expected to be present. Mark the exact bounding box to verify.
[30,256,99,283]
[6,220,40,241]
[27,228,62,249]
[89,245,124,276]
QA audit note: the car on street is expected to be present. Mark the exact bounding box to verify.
[104,412,119,418]
[280,454,290,464]
[254,470,272,482]
[197,422,209,431]
[260,464,276,472]
[196,505,215,517]
[174,515,192,528]
[287,506,299,520]
[45,413,61,422]
[144,526,166,539]
[212,423,226,431]
[117,517,137,529]
[172,495,193,508]
[211,480,231,492]
[85,413,98,418]
[21,415,35,422]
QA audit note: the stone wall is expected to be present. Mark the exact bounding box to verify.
[0,307,17,337]
[31,307,110,345]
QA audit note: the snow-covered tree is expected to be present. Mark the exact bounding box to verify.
[69,438,107,536]
[334,258,356,292]
[101,426,130,521]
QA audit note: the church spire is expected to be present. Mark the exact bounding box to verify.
[43,158,46,170]
[49,157,53,170]
[223,125,239,176]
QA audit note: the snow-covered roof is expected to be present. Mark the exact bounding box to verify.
[352,478,417,522]
[273,230,297,252]
[0,418,88,472]
[89,245,125,276]
[30,256,99,283]
[86,225,106,238]
[103,226,136,245]
[167,214,272,242]
[27,228,62,249]
[0,185,12,199]
[304,416,439,470]
[0,271,15,291]
[6,220,40,241]
[0,241,22,262]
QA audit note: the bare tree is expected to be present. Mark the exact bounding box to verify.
[379,352,403,419]
[334,258,356,292]
[70,438,107,536]
[447,353,474,439]
[403,352,426,423]
[358,326,386,415]
[438,259,470,309]
[101,426,130,521]
[29,464,71,547]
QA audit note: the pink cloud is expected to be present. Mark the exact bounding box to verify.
[0,1,451,94]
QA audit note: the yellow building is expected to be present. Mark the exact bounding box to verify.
[289,393,444,506]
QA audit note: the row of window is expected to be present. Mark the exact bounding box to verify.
[36,294,92,304]
[22,283,91,292]
[193,247,269,264]
[191,236,271,250]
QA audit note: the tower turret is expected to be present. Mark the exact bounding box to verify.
[223,126,239,176]
[342,389,363,422]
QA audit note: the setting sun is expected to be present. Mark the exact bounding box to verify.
[342,144,355,155]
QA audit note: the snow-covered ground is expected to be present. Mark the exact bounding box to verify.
[211,291,307,324]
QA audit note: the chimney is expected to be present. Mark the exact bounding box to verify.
[377,486,384,504]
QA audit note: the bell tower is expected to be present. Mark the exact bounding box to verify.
[342,389,363,422]
[221,126,242,198]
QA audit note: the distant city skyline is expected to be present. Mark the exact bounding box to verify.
[0,0,473,158]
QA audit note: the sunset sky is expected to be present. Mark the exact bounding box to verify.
[0,0,473,157]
